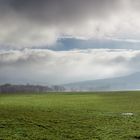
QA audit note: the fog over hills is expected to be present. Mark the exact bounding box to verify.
[63,72,140,91]
[1,72,140,93]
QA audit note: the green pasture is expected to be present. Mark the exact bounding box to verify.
[0,91,140,140]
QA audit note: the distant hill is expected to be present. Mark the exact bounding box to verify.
[63,72,140,91]
[0,84,65,93]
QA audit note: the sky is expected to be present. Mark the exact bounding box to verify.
[1,0,140,85]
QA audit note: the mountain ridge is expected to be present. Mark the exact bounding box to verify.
[63,72,140,91]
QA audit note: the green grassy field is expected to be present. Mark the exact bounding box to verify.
[0,92,140,140]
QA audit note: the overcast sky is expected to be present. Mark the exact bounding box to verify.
[1,0,140,85]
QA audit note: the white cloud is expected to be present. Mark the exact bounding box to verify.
[0,49,140,84]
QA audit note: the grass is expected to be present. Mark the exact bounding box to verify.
[0,91,140,140]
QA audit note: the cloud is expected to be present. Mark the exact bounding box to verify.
[0,0,140,47]
[0,48,140,84]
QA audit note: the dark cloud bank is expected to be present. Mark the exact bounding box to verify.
[0,0,139,46]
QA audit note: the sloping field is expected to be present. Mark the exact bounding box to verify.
[0,92,140,140]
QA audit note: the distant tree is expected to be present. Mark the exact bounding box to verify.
[2,83,11,86]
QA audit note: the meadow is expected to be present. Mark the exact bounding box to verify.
[0,91,140,140]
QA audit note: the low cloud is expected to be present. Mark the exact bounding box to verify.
[0,49,140,84]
